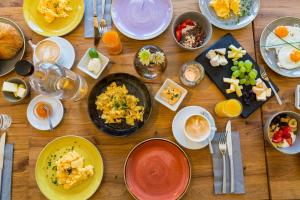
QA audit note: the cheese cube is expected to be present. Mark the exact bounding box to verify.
[210,55,220,67]
[215,48,226,55]
[266,88,272,97]
[219,55,228,66]
[223,78,239,85]
[2,82,18,93]
[252,86,265,95]
[206,50,217,59]
[256,91,267,101]
[15,87,27,98]
[234,84,243,97]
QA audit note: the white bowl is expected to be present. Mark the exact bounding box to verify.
[155,79,187,111]
[77,48,109,79]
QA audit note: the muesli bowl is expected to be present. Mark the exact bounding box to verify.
[264,111,300,154]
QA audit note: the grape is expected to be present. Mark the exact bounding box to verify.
[240,66,246,73]
[245,80,250,86]
[244,60,253,68]
[231,66,239,72]
[250,78,256,85]
[246,65,252,72]
[249,71,257,79]
[240,78,246,84]
[232,70,241,78]
[251,69,258,76]
[239,73,245,78]
[233,61,238,66]
[238,61,245,68]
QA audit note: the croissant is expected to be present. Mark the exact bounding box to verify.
[0,22,24,60]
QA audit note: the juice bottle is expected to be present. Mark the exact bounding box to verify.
[215,99,243,117]
[102,30,123,55]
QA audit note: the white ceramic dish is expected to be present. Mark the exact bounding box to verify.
[27,95,64,131]
[264,111,300,154]
[199,0,260,30]
[77,48,109,79]
[155,79,187,111]
[33,36,75,69]
[172,106,217,150]
[260,16,300,78]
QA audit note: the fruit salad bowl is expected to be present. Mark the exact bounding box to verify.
[264,111,300,154]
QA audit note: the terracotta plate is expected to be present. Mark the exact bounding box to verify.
[124,138,191,200]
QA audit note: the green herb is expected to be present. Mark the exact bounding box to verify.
[67,168,72,175]
[52,166,57,171]
[52,179,58,185]
[89,48,99,58]
[48,161,51,167]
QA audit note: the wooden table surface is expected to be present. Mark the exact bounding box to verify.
[0,0,299,199]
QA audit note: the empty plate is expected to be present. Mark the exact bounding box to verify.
[124,138,191,200]
[111,0,173,40]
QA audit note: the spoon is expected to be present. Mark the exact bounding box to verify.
[202,111,215,154]
[43,105,53,131]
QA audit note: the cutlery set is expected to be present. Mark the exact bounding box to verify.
[93,0,108,46]
[218,120,234,193]
[0,132,6,195]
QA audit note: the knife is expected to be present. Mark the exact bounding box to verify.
[93,0,100,47]
[226,120,234,193]
[0,132,6,195]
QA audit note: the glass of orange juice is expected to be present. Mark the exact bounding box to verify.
[102,30,123,55]
[215,99,243,117]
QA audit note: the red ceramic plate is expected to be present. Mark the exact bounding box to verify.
[124,138,191,200]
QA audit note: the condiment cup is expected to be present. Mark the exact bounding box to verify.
[184,114,211,143]
[264,111,300,154]
[172,11,212,51]
[2,77,30,103]
[180,61,205,87]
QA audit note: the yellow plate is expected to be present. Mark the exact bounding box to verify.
[35,136,104,200]
[23,0,84,37]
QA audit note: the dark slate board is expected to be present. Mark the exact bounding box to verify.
[195,33,279,118]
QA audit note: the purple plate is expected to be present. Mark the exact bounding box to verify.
[111,0,173,40]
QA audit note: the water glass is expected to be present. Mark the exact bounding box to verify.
[0,114,12,131]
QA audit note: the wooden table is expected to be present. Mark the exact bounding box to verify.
[0,0,299,199]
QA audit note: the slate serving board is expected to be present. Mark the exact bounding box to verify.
[195,33,279,118]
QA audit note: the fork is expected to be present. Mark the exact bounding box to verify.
[99,0,108,36]
[260,67,282,105]
[218,131,227,194]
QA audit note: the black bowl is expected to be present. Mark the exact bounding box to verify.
[88,73,152,136]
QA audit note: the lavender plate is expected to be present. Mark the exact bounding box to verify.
[111,0,173,40]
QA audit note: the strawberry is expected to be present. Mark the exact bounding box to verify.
[272,134,283,143]
[184,19,195,26]
[176,30,182,41]
[180,22,187,29]
[286,137,293,146]
[282,126,292,139]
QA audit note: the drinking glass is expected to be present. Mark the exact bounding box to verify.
[215,99,243,117]
[0,114,12,131]
[102,30,123,55]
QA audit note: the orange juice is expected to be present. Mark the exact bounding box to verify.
[102,30,122,55]
[215,99,243,117]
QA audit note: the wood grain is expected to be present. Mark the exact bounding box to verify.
[0,0,275,199]
[253,0,300,199]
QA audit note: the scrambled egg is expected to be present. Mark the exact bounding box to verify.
[160,85,181,105]
[56,151,94,190]
[37,0,72,23]
[210,0,240,19]
[95,82,144,126]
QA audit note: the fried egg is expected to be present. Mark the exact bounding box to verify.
[278,45,300,69]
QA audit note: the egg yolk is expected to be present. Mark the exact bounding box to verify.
[275,26,289,38]
[290,49,300,62]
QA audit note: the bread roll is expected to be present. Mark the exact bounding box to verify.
[0,22,23,60]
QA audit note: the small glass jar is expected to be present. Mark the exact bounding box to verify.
[180,61,205,87]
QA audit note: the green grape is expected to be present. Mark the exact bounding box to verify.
[231,66,239,72]
[240,79,246,84]
[232,70,240,78]
[238,61,244,68]
[233,61,238,66]
[245,80,250,86]
[240,66,246,73]
[246,65,252,72]
[244,60,253,68]
[251,69,258,76]
[250,78,256,85]
[249,71,257,79]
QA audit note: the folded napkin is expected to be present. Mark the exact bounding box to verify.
[84,0,112,38]
[212,132,245,194]
[1,144,14,200]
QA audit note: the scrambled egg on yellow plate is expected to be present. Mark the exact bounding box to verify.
[56,151,94,190]
[210,0,240,19]
[95,82,144,126]
[37,0,73,23]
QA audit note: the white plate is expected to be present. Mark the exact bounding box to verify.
[33,36,75,69]
[27,95,64,131]
[77,48,109,79]
[172,106,216,150]
[199,0,260,30]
